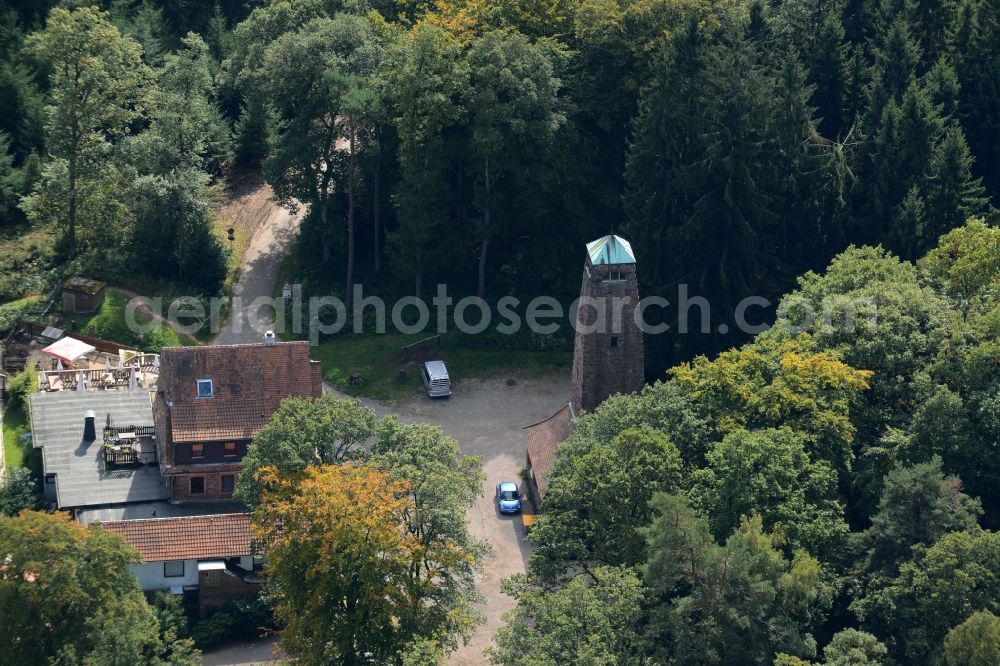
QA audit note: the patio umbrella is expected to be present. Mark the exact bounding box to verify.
[56,359,64,372]
[104,354,112,370]
[129,367,138,391]
[76,370,86,392]
[42,337,96,366]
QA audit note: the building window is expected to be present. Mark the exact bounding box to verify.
[191,443,204,458]
[164,561,185,578]
[190,476,205,494]
[610,336,619,349]
[196,379,213,398]
[221,474,234,493]
[224,442,237,457]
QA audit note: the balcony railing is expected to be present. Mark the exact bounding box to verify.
[103,425,158,469]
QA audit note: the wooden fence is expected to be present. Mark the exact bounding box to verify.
[400,334,442,362]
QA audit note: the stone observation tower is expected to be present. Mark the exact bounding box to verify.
[571,235,645,413]
[525,234,646,506]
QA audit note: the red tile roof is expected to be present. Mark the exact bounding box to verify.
[155,342,323,445]
[523,402,575,500]
[101,513,252,562]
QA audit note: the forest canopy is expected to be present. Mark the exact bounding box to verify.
[1,0,995,365]
[1,1,998,664]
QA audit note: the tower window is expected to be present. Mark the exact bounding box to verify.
[610,336,619,348]
[602,270,626,282]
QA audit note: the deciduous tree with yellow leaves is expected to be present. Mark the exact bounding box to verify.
[252,464,479,665]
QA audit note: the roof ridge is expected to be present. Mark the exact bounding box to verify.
[100,512,248,526]
[521,401,574,430]
[160,340,309,352]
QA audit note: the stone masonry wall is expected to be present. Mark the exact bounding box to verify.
[571,260,644,413]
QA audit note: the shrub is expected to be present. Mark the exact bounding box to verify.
[191,610,236,649]
[0,467,41,516]
[6,366,37,410]
[191,598,274,649]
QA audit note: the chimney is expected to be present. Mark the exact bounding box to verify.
[264,330,276,346]
[83,410,96,442]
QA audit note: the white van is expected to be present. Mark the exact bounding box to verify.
[420,360,452,397]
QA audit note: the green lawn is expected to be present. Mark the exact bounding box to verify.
[272,253,572,401]
[312,332,572,402]
[65,290,199,351]
[2,400,30,468]
[0,294,47,332]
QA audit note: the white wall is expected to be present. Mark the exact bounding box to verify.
[130,560,199,591]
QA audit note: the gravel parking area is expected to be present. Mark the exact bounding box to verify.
[334,371,570,664]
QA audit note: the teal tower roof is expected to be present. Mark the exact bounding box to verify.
[586,235,636,266]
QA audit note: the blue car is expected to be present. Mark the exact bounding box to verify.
[496,481,522,514]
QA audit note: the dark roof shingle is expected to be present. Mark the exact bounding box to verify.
[101,513,251,562]
[155,342,322,444]
[523,402,575,499]
[28,390,166,508]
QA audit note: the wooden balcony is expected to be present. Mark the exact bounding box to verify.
[103,425,158,469]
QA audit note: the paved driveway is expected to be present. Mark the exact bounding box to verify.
[329,373,570,664]
[202,637,280,665]
[213,206,302,346]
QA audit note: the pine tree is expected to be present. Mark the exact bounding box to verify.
[0,131,25,225]
[908,0,959,62]
[897,81,943,181]
[891,186,927,259]
[747,0,769,43]
[233,97,272,169]
[205,3,233,61]
[867,83,944,250]
[0,10,45,160]
[955,0,1000,198]
[867,101,907,243]
[775,47,843,268]
[684,36,781,310]
[23,6,151,257]
[922,57,961,119]
[624,16,704,296]
[871,15,922,119]
[921,125,988,251]
[110,0,172,67]
[809,10,850,138]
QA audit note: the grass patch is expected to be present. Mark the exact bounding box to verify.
[0,294,47,333]
[0,223,59,303]
[204,213,248,343]
[214,215,249,296]
[273,250,571,401]
[2,401,29,468]
[312,332,571,402]
[65,290,199,351]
